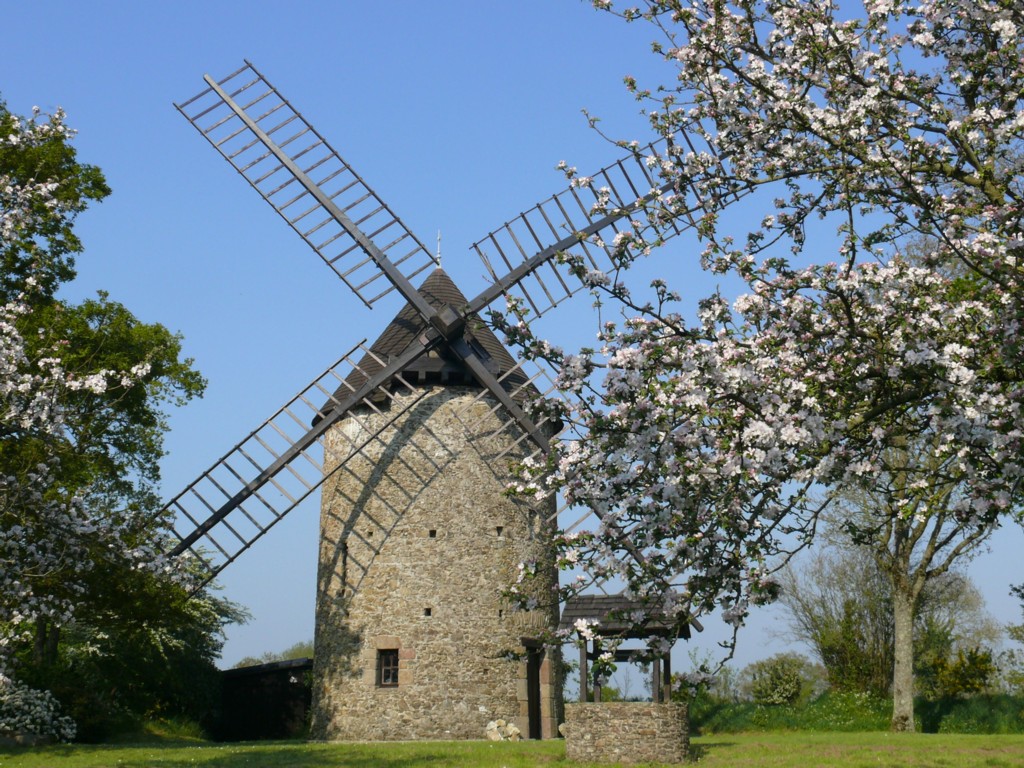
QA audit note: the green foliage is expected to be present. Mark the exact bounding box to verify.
[114,716,208,743]
[999,648,1024,695]
[0,102,110,302]
[1001,584,1024,694]
[691,687,1024,736]
[0,99,228,743]
[746,654,805,706]
[918,695,1024,734]
[234,639,314,669]
[818,599,892,697]
[933,648,997,699]
[780,539,1001,706]
[690,689,892,734]
[794,692,893,732]
[778,545,895,697]
[5,294,209,741]
[12,293,206,510]
[17,570,247,742]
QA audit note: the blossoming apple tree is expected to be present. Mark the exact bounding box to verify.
[0,105,207,740]
[499,0,1023,730]
[0,107,140,738]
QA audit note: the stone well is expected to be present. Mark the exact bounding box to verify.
[563,701,690,765]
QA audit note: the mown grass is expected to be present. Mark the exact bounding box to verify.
[691,732,1024,767]
[3,733,1024,768]
[0,740,562,768]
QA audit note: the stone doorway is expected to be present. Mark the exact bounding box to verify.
[526,647,543,739]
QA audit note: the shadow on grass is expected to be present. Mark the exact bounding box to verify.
[0,740,565,768]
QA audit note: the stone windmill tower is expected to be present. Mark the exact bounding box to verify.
[311,268,560,740]
[165,61,692,741]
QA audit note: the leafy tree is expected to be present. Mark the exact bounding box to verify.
[503,0,1024,735]
[21,294,205,507]
[8,293,206,674]
[835,439,1003,728]
[0,101,108,302]
[1,101,225,740]
[996,584,1024,694]
[919,647,996,700]
[779,545,893,696]
[234,639,314,669]
[779,540,1001,702]
[18,566,247,741]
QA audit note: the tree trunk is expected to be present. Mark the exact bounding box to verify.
[33,618,60,668]
[891,584,916,732]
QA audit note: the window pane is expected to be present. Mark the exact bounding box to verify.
[377,649,399,687]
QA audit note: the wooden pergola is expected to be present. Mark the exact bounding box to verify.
[559,594,700,704]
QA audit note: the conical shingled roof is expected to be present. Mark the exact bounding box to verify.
[339,267,528,399]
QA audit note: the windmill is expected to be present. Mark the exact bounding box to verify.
[168,60,704,741]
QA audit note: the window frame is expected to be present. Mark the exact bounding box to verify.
[376,648,399,688]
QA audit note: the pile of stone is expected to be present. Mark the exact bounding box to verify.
[484,719,522,741]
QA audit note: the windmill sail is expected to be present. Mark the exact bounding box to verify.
[164,342,431,587]
[175,61,437,308]
[166,62,719,586]
[469,141,722,319]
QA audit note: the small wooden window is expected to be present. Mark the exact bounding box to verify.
[424,607,432,617]
[428,529,437,538]
[377,649,399,687]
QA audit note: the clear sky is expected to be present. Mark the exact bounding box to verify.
[5,1,1021,674]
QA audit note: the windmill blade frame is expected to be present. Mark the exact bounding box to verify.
[165,339,434,588]
[469,132,737,320]
[167,61,724,587]
[175,60,438,310]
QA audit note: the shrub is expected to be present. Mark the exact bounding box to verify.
[689,690,891,734]
[798,691,891,731]
[747,654,806,706]
[934,648,997,698]
[918,694,1024,734]
[0,674,76,742]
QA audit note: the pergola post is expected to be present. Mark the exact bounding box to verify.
[662,654,672,702]
[579,640,589,703]
[651,650,662,703]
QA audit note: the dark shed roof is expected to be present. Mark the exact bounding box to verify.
[559,594,694,640]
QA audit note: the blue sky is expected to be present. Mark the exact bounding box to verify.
[5,1,1022,673]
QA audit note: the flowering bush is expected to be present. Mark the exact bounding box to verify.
[747,654,805,706]
[0,673,76,742]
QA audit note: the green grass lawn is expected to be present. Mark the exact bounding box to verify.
[3,733,1024,768]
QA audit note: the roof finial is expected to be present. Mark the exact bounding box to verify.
[436,230,442,267]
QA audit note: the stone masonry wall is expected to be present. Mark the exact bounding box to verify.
[563,702,689,764]
[309,385,561,741]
